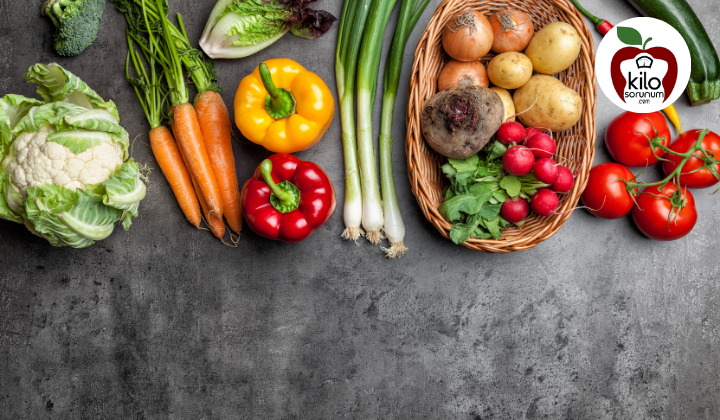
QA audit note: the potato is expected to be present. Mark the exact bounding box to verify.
[486,52,533,89]
[421,86,504,159]
[513,75,582,132]
[490,87,515,122]
[524,22,581,75]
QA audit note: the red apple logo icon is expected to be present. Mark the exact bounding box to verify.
[610,27,678,104]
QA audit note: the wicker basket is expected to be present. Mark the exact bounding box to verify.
[406,0,597,253]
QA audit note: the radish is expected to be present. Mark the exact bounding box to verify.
[502,145,535,176]
[551,166,575,193]
[526,132,557,159]
[531,188,559,216]
[524,127,540,145]
[496,121,525,145]
[500,197,530,223]
[533,158,559,184]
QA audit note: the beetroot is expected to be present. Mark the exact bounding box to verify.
[531,188,559,216]
[501,197,530,223]
[421,85,505,159]
[551,166,575,193]
[496,121,525,145]
[533,158,559,184]
[526,133,557,159]
[502,145,535,176]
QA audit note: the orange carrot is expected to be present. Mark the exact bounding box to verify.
[172,103,224,219]
[195,91,243,235]
[189,170,226,239]
[149,126,202,228]
[175,127,225,240]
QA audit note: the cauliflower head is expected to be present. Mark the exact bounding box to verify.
[0,63,146,248]
[9,125,123,195]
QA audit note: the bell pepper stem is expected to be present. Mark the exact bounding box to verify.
[259,63,280,98]
[261,160,290,201]
[260,159,301,213]
[259,63,296,120]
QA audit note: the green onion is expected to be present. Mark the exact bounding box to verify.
[335,0,371,242]
[356,0,398,244]
[378,0,429,258]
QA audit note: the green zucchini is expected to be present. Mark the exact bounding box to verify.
[629,0,720,105]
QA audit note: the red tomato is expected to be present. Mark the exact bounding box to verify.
[581,163,636,219]
[662,129,720,189]
[605,111,671,167]
[632,184,697,241]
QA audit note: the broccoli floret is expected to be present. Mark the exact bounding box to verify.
[41,0,106,57]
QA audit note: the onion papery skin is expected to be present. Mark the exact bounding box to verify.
[442,10,493,61]
[488,9,535,53]
[437,59,489,91]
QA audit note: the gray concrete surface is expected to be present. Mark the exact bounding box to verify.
[1,0,719,418]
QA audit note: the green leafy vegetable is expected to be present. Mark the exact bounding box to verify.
[500,175,521,198]
[199,0,337,59]
[439,141,547,244]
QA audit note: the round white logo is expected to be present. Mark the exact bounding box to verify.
[596,17,691,112]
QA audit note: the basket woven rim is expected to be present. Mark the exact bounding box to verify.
[405,0,597,253]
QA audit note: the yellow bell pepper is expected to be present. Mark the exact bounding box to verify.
[234,58,334,154]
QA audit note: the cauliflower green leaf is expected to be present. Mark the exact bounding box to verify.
[25,185,122,248]
[23,63,119,121]
[0,173,23,224]
[0,95,45,156]
[102,160,147,229]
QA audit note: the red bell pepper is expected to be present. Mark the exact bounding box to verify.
[241,154,336,242]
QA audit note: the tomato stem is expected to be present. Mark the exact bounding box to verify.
[625,129,715,216]
[628,129,712,191]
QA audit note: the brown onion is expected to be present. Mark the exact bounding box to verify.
[488,8,535,53]
[437,60,489,91]
[442,10,493,61]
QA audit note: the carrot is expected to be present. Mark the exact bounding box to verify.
[172,103,224,219]
[195,90,243,235]
[149,126,202,228]
[189,169,226,239]
[174,127,226,240]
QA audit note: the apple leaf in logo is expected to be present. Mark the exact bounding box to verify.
[618,27,643,46]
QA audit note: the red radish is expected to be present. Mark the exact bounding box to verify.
[525,127,540,139]
[531,188,559,216]
[551,166,574,193]
[502,145,535,176]
[501,197,530,223]
[496,121,525,145]
[526,133,557,159]
[533,158,559,184]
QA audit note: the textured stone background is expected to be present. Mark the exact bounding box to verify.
[1,0,720,418]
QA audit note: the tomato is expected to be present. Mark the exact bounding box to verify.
[581,163,636,219]
[662,129,720,189]
[605,111,671,167]
[632,184,697,241]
